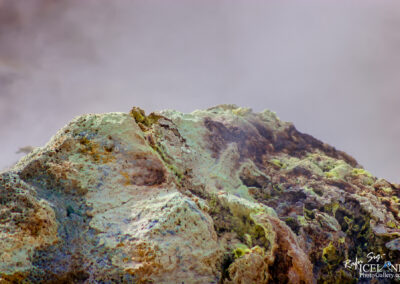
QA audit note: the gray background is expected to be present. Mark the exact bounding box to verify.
[0,0,399,182]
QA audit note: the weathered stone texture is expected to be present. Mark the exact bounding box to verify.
[1,105,400,283]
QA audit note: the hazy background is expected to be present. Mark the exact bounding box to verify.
[0,0,399,182]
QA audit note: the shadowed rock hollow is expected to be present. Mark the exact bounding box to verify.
[1,105,400,283]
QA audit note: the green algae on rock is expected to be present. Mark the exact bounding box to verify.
[1,105,400,283]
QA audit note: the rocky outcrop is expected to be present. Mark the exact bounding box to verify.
[1,105,400,283]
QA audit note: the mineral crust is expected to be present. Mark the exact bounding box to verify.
[1,105,400,283]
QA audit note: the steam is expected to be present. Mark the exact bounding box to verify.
[0,0,399,182]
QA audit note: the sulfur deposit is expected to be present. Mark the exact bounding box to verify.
[1,105,400,283]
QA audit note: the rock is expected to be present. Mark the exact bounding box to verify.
[1,105,400,283]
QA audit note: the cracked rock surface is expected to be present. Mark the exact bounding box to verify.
[1,104,400,283]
